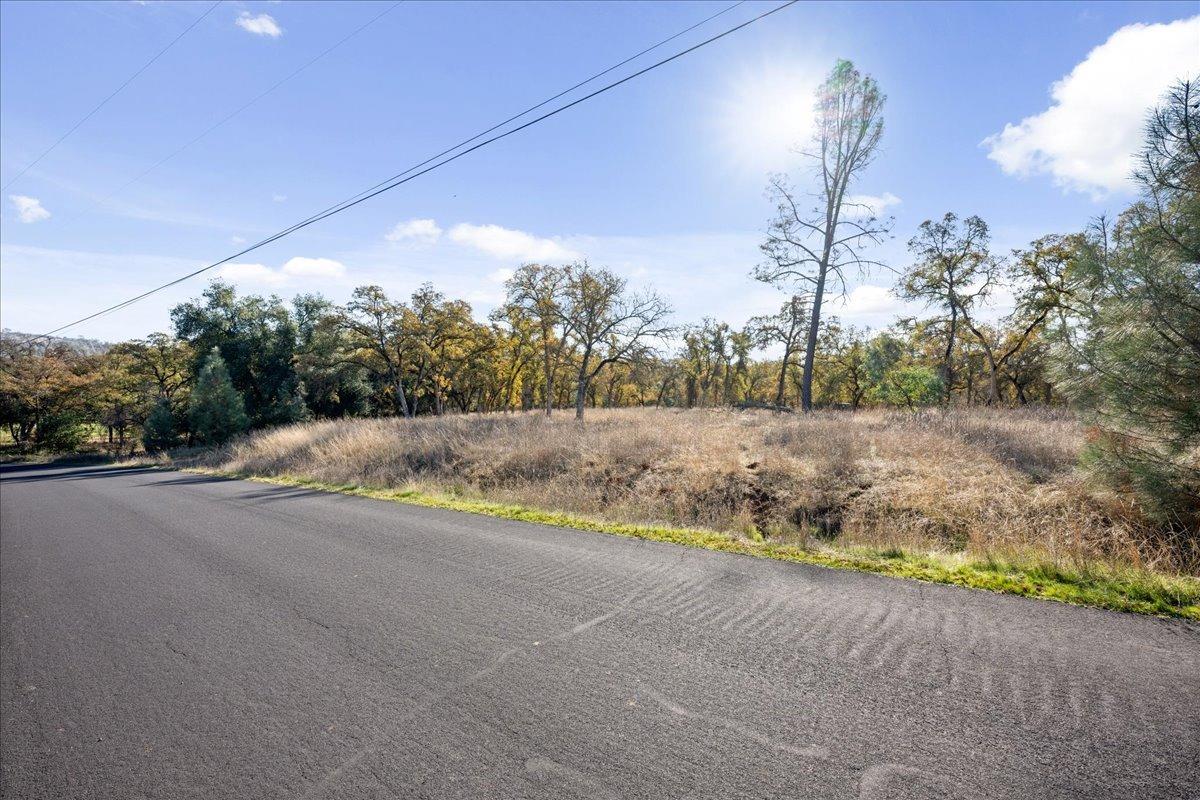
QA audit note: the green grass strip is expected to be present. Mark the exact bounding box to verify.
[187,468,1200,621]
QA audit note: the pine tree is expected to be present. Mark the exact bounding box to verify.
[141,398,178,453]
[1059,79,1200,534]
[188,348,248,446]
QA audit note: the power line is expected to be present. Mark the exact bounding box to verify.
[1,1,222,192]
[62,1,404,227]
[32,0,797,341]
[74,0,733,235]
[263,0,747,235]
[192,0,745,296]
[36,0,792,338]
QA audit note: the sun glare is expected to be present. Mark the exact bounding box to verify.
[713,59,820,178]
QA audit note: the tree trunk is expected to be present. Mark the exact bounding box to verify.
[573,344,591,421]
[774,345,790,406]
[943,307,958,404]
[1011,377,1029,405]
[966,321,1001,406]
[542,342,554,417]
[984,351,1000,405]
[801,264,829,413]
[393,375,412,419]
[574,375,588,420]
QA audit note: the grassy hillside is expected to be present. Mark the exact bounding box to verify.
[158,407,1199,617]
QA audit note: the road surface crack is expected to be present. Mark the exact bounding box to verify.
[302,604,625,798]
[292,605,333,631]
[643,688,829,761]
[163,640,191,659]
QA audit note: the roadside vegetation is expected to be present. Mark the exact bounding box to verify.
[3,68,1196,615]
[152,406,1198,618]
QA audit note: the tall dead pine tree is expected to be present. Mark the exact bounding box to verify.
[754,59,891,412]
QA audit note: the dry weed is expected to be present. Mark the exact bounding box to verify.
[196,407,1195,575]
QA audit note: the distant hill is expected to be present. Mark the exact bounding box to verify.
[0,328,113,355]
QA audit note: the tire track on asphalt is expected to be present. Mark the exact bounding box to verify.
[506,539,1195,745]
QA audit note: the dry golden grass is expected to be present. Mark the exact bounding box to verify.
[182,406,1195,576]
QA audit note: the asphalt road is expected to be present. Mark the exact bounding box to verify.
[1,462,1197,799]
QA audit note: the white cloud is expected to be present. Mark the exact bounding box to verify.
[236,12,282,38]
[217,262,286,285]
[280,256,345,278]
[385,218,442,245]
[231,235,246,245]
[831,285,903,316]
[216,257,345,286]
[983,16,1200,196]
[488,268,514,283]
[9,195,50,223]
[271,193,287,203]
[842,192,901,219]
[449,223,579,262]
[824,284,923,328]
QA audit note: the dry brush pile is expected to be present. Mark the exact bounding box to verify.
[193,407,1196,575]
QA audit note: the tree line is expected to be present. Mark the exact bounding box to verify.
[0,240,1082,445]
[1,66,1195,528]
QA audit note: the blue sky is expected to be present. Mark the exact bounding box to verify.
[1,0,1197,341]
